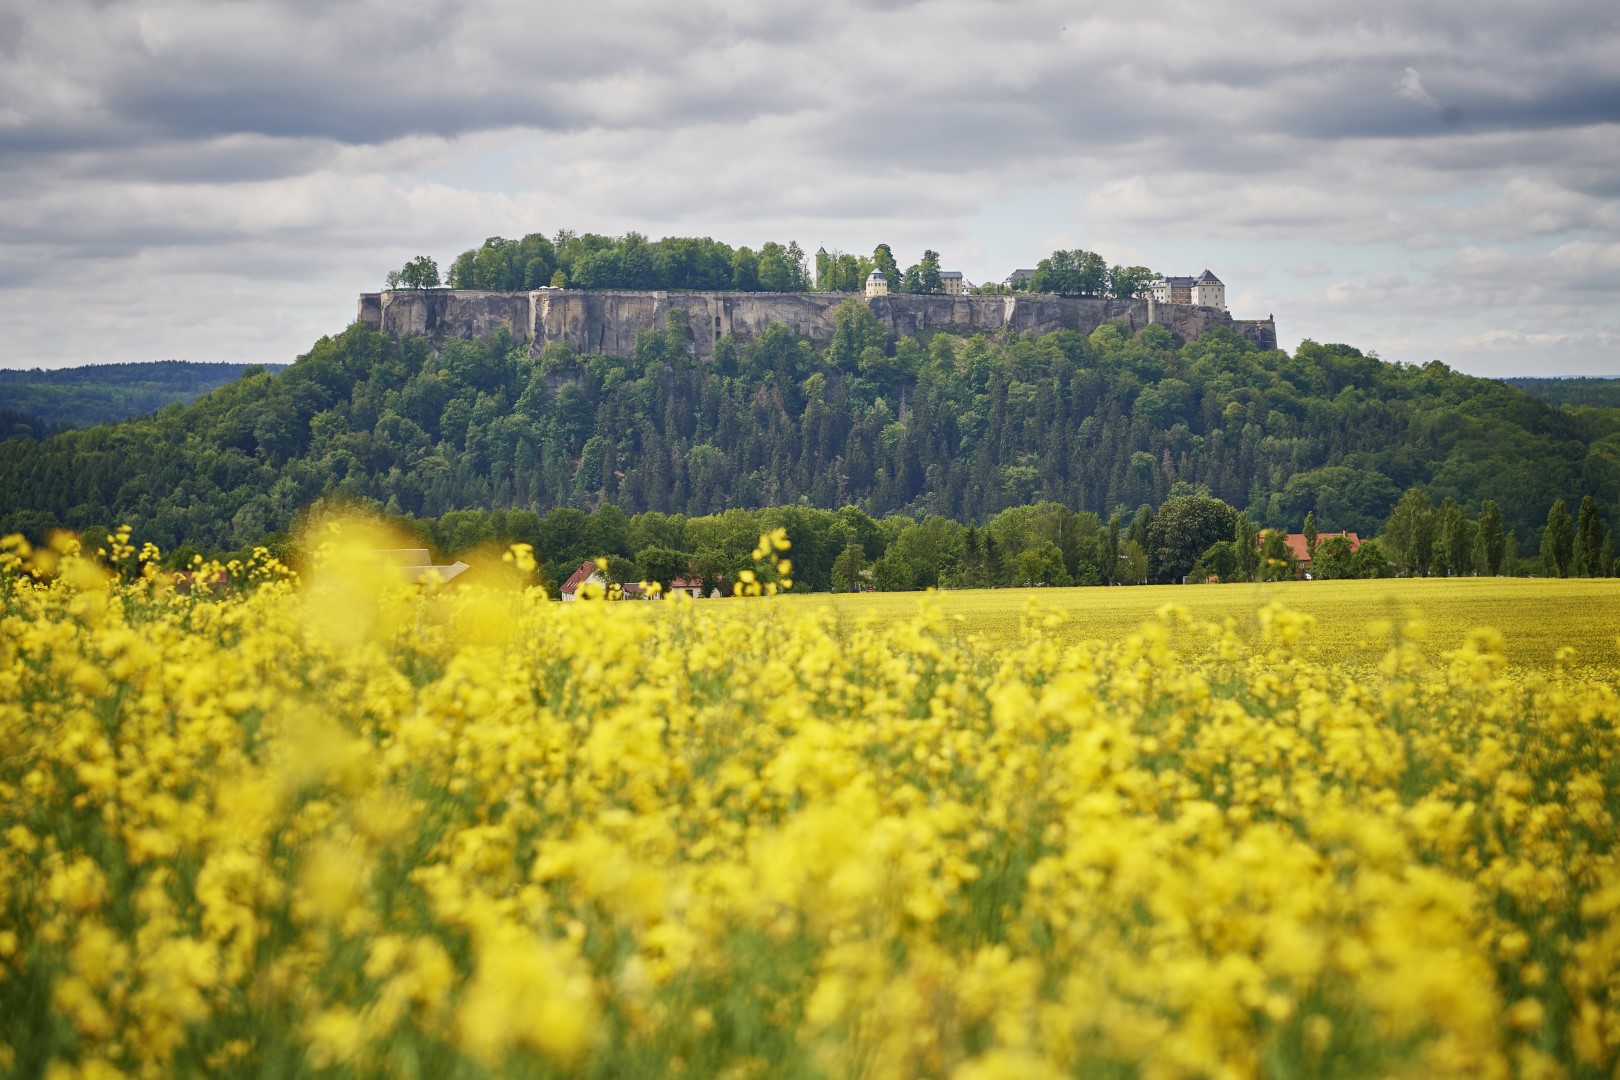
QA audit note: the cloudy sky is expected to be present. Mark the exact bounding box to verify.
[2,0,1618,376]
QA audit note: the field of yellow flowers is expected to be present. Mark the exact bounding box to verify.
[3,523,1618,1080]
[791,577,1620,674]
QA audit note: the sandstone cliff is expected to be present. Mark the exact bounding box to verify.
[358,289,1277,355]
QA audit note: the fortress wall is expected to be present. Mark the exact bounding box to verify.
[375,289,531,342]
[357,293,382,330]
[1233,319,1278,351]
[369,288,1278,356]
[533,290,852,357]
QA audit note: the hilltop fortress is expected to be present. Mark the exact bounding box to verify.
[357,288,1277,356]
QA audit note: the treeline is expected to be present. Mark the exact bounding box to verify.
[3,306,1618,558]
[0,361,288,432]
[1381,488,1618,579]
[394,232,1162,300]
[815,244,946,294]
[0,409,68,444]
[417,234,983,296]
[336,496,1367,594]
[404,233,816,294]
[972,248,1156,299]
[392,490,1614,593]
[183,487,1610,597]
[1505,377,1620,410]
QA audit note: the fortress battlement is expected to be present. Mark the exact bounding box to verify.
[357,288,1278,356]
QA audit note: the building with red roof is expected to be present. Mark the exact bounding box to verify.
[557,561,711,600]
[1266,531,1360,577]
[557,560,602,602]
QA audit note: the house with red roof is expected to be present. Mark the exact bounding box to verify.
[558,560,710,600]
[1268,532,1360,577]
[666,576,705,599]
[558,560,602,602]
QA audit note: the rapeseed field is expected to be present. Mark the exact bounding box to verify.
[788,578,1620,673]
[3,521,1619,1079]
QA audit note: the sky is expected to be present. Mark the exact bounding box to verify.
[1,0,1617,377]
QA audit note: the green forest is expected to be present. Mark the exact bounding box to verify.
[0,361,288,434]
[2,305,1617,586]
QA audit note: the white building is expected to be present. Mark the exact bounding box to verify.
[1189,269,1226,310]
[865,268,889,297]
[1148,276,1193,304]
[1146,269,1226,310]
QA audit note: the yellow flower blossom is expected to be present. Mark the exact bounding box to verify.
[0,518,1617,1077]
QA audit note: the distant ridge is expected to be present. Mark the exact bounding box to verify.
[0,361,288,430]
[1504,376,1620,409]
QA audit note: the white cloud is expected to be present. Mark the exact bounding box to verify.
[1394,66,1441,109]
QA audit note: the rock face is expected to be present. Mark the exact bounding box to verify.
[363,289,531,341]
[358,289,1278,355]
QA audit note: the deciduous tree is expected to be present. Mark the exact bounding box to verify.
[1541,498,1574,577]
[831,542,866,592]
[1146,494,1237,584]
[396,255,441,290]
[1384,488,1435,576]
[1574,495,1603,576]
[918,250,944,294]
[1474,500,1506,575]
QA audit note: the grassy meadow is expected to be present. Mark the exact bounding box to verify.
[2,524,1618,1079]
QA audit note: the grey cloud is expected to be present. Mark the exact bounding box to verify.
[5,0,1617,181]
[2,0,1618,376]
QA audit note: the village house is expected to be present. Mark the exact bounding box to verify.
[1273,532,1361,578]
[558,560,601,601]
[665,576,705,599]
[558,559,710,600]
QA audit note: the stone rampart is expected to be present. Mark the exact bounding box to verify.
[357,288,1277,355]
[362,289,531,342]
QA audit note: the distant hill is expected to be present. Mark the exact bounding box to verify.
[0,361,287,431]
[2,310,1616,555]
[1504,377,1620,409]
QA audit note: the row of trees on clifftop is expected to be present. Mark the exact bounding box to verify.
[391,232,1160,300]
[400,233,819,294]
[408,233,962,295]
